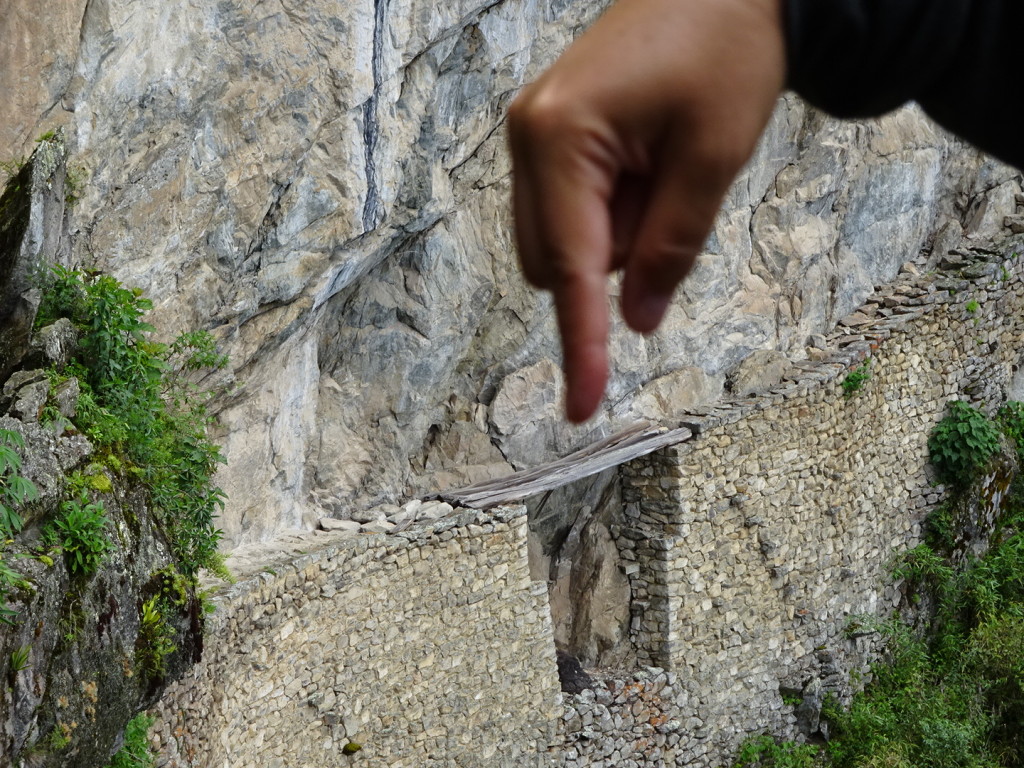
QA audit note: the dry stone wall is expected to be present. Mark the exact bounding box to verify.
[150,243,1024,768]
[557,668,692,768]
[150,506,561,768]
[614,244,1024,765]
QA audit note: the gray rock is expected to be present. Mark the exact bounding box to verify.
[726,350,792,397]
[0,0,1009,549]
[360,520,396,534]
[29,318,79,370]
[51,376,79,419]
[1,369,47,412]
[795,677,825,737]
[318,518,361,534]
[930,221,965,264]
[10,379,49,423]
[416,500,453,520]
[0,135,68,383]
[0,415,91,519]
[350,506,393,524]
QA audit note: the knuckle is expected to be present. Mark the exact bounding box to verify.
[509,82,577,141]
[550,260,605,297]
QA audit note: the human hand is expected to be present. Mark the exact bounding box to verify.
[508,0,785,422]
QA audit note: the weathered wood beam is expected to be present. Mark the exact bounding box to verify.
[435,422,692,508]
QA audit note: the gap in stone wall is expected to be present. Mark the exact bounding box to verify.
[525,470,634,669]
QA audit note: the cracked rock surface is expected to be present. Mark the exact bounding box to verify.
[2,0,1019,545]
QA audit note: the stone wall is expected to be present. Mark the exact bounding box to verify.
[557,668,693,768]
[150,244,1024,768]
[149,506,561,767]
[613,244,1024,765]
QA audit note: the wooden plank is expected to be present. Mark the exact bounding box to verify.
[436,422,692,508]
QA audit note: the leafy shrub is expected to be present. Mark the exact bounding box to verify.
[928,401,1000,489]
[0,554,32,627]
[820,476,1024,768]
[997,401,1024,461]
[751,473,1024,768]
[732,734,820,767]
[136,596,176,682]
[35,267,227,576]
[0,428,37,538]
[842,361,871,398]
[104,714,156,768]
[924,503,956,553]
[47,496,112,577]
[0,429,36,625]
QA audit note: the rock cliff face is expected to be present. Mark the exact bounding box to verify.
[0,136,207,768]
[0,415,203,768]
[2,0,1018,546]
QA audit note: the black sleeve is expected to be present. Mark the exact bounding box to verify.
[784,0,1024,170]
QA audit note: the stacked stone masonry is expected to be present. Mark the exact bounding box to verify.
[614,245,1024,765]
[557,668,697,768]
[150,507,561,767]
[153,244,1024,768]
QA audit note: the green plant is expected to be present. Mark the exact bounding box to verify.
[1,428,37,539]
[104,714,157,768]
[7,642,33,689]
[842,361,871,398]
[1001,265,1012,282]
[997,401,1024,461]
[47,496,112,577]
[35,267,227,576]
[923,502,956,552]
[58,594,85,643]
[204,550,235,584]
[891,543,955,591]
[928,400,1000,489]
[0,430,36,625]
[817,474,1024,767]
[9,644,31,674]
[732,734,819,767]
[136,596,176,681]
[965,299,980,314]
[152,565,190,608]
[47,726,71,751]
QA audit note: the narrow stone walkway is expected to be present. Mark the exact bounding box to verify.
[435,422,692,508]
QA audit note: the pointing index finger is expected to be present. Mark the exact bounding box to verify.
[509,101,619,422]
[554,269,611,423]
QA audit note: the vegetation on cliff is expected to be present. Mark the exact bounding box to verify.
[735,401,1024,768]
[1,250,229,764]
[35,265,228,577]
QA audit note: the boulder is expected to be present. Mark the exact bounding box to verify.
[0,135,68,382]
[726,350,792,397]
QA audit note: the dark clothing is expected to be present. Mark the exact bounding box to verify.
[785,0,1024,169]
